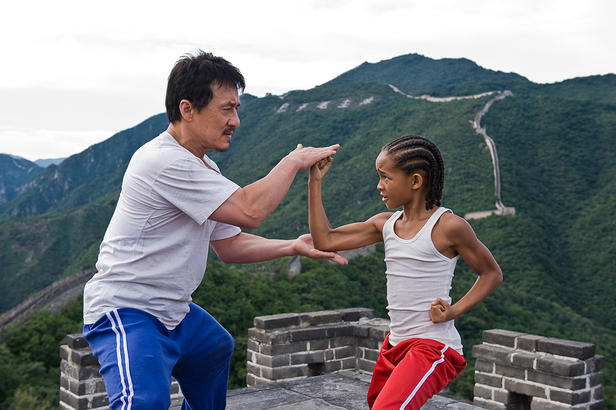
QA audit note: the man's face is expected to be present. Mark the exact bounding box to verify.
[190,82,240,152]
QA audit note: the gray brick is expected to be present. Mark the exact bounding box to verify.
[353,325,370,337]
[592,385,604,400]
[331,336,355,347]
[71,348,100,367]
[473,397,506,410]
[263,365,308,380]
[585,355,606,372]
[492,388,512,404]
[473,384,493,400]
[290,351,325,365]
[308,339,329,350]
[475,372,503,388]
[475,360,494,373]
[247,328,290,344]
[246,339,260,353]
[337,307,374,321]
[537,337,596,360]
[71,377,107,395]
[357,337,379,349]
[536,357,585,377]
[289,327,329,341]
[340,357,356,369]
[483,329,526,348]
[550,388,591,405]
[246,361,262,377]
[510,352,535,369]
[254,313,300,330]
[527,370,586,390]
[66,334,90,349]
[589,401,605,410]
[494,363,526,379]
[363,348,380,362]
[299,310,341,327]
[255,352,290,367]
[518,334,545,352]
[472,344,512,365]
[323,360,342,372]
[357,358,376,373]
[260,341,307,355]
[530,398,573,410]
[333,345,355,359]
[329,324,355,337]
[504,379,547,398]
[60,345,70,361]
[368,326,388,341]
[589,372,603,387]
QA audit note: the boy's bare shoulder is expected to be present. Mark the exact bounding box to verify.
[438,211,476,238]
[368,212,394,230]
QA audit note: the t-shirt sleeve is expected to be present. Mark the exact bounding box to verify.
[210,221,241,241]
[152,157,240,224]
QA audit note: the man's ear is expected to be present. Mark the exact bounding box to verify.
[179,99,193,121]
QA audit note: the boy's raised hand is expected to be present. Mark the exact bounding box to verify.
[309,157,333,182]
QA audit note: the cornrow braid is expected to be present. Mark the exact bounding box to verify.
[382,135,445,210]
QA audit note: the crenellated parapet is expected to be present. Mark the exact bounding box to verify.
[245,307,387,386]
[472,329,605,409]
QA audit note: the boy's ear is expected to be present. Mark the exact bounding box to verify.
[409,172,424,190]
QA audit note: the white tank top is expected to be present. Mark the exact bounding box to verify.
[383,207,463,353]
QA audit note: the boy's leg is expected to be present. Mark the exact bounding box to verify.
[367,334,395,408]
[83,308,179,410]
[372,339,466,410]
[171,303,235,410]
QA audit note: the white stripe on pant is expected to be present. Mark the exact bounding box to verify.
[399,345,449,410]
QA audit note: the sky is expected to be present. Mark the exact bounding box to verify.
[0,0,614,161]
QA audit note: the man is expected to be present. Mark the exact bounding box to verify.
[82,51,343,410]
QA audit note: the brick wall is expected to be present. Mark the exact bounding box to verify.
[472,329,605,409]
[246,307,388,385]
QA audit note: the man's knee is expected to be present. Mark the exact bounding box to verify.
[119,388,171,410]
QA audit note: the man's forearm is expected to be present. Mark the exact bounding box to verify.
[212,233,295,264]
[241,155,299,222]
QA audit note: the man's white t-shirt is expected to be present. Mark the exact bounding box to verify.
[83,132,241,329]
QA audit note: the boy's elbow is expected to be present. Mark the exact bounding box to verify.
[494,268,503,287]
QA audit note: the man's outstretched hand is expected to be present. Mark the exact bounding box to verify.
[293,234,348,265]
[288,144,340,171]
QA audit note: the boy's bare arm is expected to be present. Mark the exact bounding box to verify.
[430,214,503,323]
[308,160,387,251]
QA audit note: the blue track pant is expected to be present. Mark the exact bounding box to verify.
[83,303,234,410]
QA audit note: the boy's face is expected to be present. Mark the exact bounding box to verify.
[375,151,416,210]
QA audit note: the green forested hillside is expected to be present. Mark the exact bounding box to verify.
[0,53,614,407]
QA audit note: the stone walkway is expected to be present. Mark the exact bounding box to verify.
[225,370,483,409]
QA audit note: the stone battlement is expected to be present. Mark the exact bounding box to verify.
[59,308,605,409]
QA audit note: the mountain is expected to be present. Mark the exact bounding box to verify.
[0,52,615,405]
[0,154,44,204]
[323,53,532,96]
[34,157,65,168]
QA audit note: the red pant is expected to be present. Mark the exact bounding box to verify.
[367,335,466,410]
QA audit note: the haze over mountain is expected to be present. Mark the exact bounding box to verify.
[0,52,614,405]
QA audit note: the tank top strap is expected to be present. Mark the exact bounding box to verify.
[420,207,451,238]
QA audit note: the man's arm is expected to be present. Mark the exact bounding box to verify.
[210,144,340,229]
[210,232,348,265]
[430,215,503,323]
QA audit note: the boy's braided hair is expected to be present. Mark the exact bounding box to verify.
[382,135,445,210]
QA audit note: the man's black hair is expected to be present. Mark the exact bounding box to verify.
[165,50,245,123]
[382,135,445,210]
